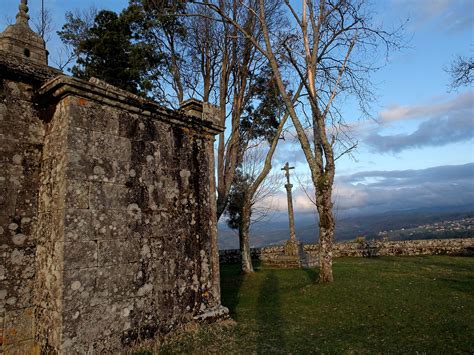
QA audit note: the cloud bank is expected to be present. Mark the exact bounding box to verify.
[364,91,474,153]
[272,164,474,216]
[333,163,474,214]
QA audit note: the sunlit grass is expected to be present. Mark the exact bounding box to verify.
[157,256,474,353]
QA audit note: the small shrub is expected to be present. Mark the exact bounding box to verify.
[355,236,365,244]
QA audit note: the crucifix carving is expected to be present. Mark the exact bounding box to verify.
[281,162,295,185]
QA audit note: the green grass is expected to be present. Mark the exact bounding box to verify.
[158,256,474,354]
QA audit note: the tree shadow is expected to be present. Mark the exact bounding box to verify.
[256,270,285,353]
[302,267,318,283]
[220,263,246,315]
[437,276,474,295]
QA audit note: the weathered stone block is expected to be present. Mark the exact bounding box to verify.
[4,246,35,280]
[0,188,16,216]
[97,239,140,266]
[3,307,35,345]
[43,132,66,162]
[118,115,160,142]
[64,209,92,242]
[99,263,141,301]
[93,132,131,162]
[141,213,172,239]
[34,276,62,313]
[67,98,99,129]
[37,211,64,244]
[90,182,128,210]
[90,157,130,184]
[62,241,98,270]
[119,113,170,142]
[0,102,7,119]
[62,302,129,352]
[35,307,62,349]
[65,179,90,209]
[92,209,130,240]
[67,126,93,156]
[65,150,93,181]
[0,278,34,311]
[63,267,106,311]
[2,339,39,354]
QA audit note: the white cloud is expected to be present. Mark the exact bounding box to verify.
[378,91,473,123]
[392,0,474,33]
[333,163,474,213]
[361,91,474,153]
[252,164,474,218]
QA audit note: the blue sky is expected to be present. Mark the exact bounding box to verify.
[1,0,472,217]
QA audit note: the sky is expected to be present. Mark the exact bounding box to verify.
[1,0,473,218]
[266,0,474,217]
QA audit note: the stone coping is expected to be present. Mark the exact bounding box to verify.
[37,75,225,136]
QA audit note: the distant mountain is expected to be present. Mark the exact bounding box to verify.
[218,204,474,250]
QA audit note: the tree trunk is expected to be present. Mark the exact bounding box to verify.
[316,176,335,283]
[216,191,227,221]
[239,199,254,274]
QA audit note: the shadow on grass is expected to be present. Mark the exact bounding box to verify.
[302,267,318,283]
[220,260,262,315]
[437,275,474,294]
[220,263,246,315]
[257,270,284,353]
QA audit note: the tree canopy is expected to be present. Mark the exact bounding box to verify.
[58,4,168,96]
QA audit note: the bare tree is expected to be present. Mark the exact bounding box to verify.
[214,0,270,222]
[145,1,285,225]
[198,0,403,283]
[226,142,284,273]
[32,1,54,43]
[446,54,473,89]
[177,1,281,221]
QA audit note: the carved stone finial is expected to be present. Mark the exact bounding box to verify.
[16,0,30,25]
[0,0,48,66]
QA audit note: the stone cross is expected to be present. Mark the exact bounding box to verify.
[281,162,296,242]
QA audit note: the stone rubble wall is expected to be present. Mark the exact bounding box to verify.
[219,238,474,265]
[1,56,225,353]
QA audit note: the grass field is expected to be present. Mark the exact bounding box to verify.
[156,256,474,353]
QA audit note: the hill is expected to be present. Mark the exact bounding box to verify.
[218,205,474,249]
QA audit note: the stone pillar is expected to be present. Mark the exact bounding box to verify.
[282,162,298,256]
[181,98,228,319]
[285,182,296,242]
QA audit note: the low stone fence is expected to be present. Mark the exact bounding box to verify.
[219,238,474,264]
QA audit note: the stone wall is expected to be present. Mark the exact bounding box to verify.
[219,238,474,265]
[0,57,58,353]
[1,53,226,353]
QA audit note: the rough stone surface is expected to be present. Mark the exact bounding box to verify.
[219,238,474,266]
[1,51,226,353]
[0,64,45,353]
